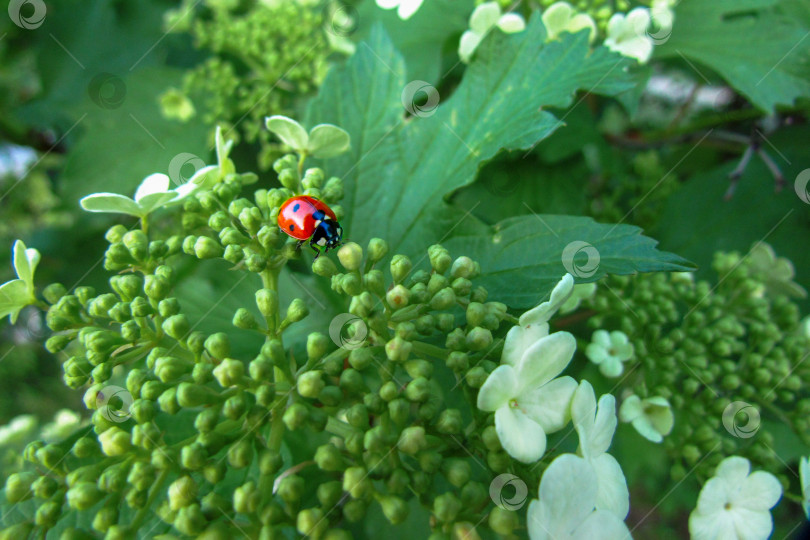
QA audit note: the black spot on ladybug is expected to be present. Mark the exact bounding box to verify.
[289,225,295,231]
[293,203,300,212]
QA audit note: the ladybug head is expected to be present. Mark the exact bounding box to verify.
[312,218,343,251]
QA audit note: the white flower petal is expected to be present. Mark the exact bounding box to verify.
[520,375,577,433]
[631,416,663,443]
[397,0,423,20]
[599,358,624,378]
[458,30,483,63]
[695,476,732,515]
[590,394,618,455]
[618,395,643,423]
[626,7,651,35]
[80,193,143,217]
[689,508,736,540]
[734,471,782,510]
[730,507,775,540]
[715,456,751,486]
[477,365,519,411]
[800,456,810,519]
[516,331,576,393]
[470,2,501,34]
[569,13,598,42]
[134,173,171,202]
[542,2,574,39]
[575,508,632,540]
[571,379,597,435]
[536,454,598,532]
[520,274,574,326]
[502,323,550,367]
[137,192,181,215]
[592,453,630,519]
[495,405,547,463]
[376,0,401,9]
[496,13,525,33]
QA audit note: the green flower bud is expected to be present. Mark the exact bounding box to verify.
[213,358,245,388]
[223,244,243,264]
[442,459,471,487]
[208,210,230,231]
[319,385,343,407]
[179,441,207,470]
[193,407,219,434]
[339,273,362,296]
[322,176,344,202]
[130,399,157,424]
[298,370,325,398]
[98,462,129,493]
[436,409,463,434]
[308,408,328,432]
[127,462,155,492]
[309,255,338,279]
[157,298,180,318]
[296,508,327,538]
[359,237,388,265]
[238,207,262,235]
[43,282,68,305]
[278,168,299,190]
[285,298,309,323]
[154,356,193,383]
[144,274,170,300]
[465,302,486,327]
[344,403,368,429]
[314,443,345,471]
[433,492,462,523]
[383,284,409,310]
[465,366,488,388]
[230,307,256,330]
[414,314,436,334]
[405,377,431,402]
[446,328,466,351]
[358,270,384,298]
[31,475,58,500]
[99,427,131,456]
[344,348,370,371]
[255,289,279,319]
[277,475,305,505]
[390,255,412,284]
[158,387,181,415]
[315,481,343,509]
[451,277,472,297]
[36,500,61,528]
[194,236,224,259]
[488,506,518,535]
[377,494,408,525]
[388,398,410,425]
[430,287,456,311]
[283,403,308,430]
[140,380,167,401]
[128,296,151,318]
[121,230,148,261]
[397,426,427,455]
[428,245,452,274]
[466,327,493,351]
[419,451,442,473]
[343,467,371,499]
[427,274,449,297]
[450,256,478,279]
[175,504,205,536]
[385,336,412,363]
[133,422,161,450]
[343,499,367,522]
[219,227,249,247]
[228,438,254,469]
[203,333,230,359]
[177,382,220,407]
[67,482,103,510]
[446,351,469,372]
[470,286,488,303]
[338,242,364,271]
[223,393,248,420]
[5,472,35,503]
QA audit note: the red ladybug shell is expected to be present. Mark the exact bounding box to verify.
[278,196,337,240]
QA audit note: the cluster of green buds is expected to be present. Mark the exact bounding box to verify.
[3,122,534,538]
[581,244,809,487]
[161,0,339,170]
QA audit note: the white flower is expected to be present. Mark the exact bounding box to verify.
[619,394,674,443]
[80,172,194,219]
[571,380,630,519]
[604,8,654,63]
[0,240,41,324]
[585,330,634,378]
[375,0,424,20]
[650,0,675,32]
[527,453,633,540]
[501,273,574,366]
[689,456,782,540]
[800,456,809,520]
[0,415,38,446]
[458,2,526,63]
[477,332,578,463]
[541,2,597,43]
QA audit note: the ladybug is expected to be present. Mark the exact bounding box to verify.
[277,196,343,259]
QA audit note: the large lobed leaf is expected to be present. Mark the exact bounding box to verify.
[306,16,692,307]
[657,0,810,113]
[307,14,637,259]
[444,215,695,307]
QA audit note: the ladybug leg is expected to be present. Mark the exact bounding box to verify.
[295,240,306,251]
[309,239,321,260]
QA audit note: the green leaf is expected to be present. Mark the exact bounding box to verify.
[79,194,142,217]
[12,240,39,290]
[265,115,309,151]
[657,0,810,113]
[0,279,31,324]
[306,18,636,260]
[307,124,351,158]
[443,215,696,308]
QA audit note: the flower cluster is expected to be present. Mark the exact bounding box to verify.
[160,0,340,170]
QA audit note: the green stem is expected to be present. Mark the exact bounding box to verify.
[411,341,450,360]
[130,468,169,530]
[296,152,307,193]
[325,416,355,439]
[259,267,288,453]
